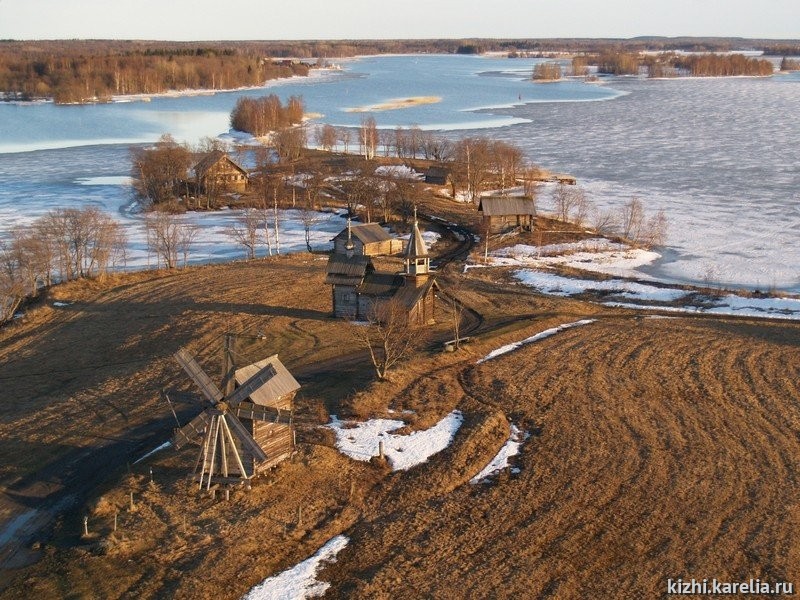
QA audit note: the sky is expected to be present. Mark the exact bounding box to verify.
[0,0,798,40]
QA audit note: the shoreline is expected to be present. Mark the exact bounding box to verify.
[1,67,342,106]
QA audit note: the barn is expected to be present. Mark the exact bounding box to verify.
[478,196,537,233]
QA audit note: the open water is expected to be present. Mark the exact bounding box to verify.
[1,54,798,290]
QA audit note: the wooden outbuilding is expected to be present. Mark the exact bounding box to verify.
[332,222,404,256]
[234,355,299,475]
[478,196,537,233]
[193,150,249,194]
[425,166,451,186]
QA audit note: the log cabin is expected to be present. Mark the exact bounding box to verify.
[193,150,249,194]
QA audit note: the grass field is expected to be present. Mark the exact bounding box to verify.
[1,252,798,598]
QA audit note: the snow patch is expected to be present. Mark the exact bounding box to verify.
[373,165,423,180]
[484,241,660,279]
[513,270,688,302]
[327,411,463,471]
[243,535,349,600]
[133,441,171,465]
[470,424,528,483]
[478,320,596,364]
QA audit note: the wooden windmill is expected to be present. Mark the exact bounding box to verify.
[170,337,299,491]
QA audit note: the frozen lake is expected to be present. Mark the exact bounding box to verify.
[1,54,798,291]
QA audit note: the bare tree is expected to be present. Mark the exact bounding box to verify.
[591,207,616,236]
[359,116,378,160]
[350,298,423,381]
[316,124,338,152]
[619,197,646,241]
[491,141,524,195]
[273,126,306,162]
[297,202,321,252]
[452,137,492,203]
[145,212,191,269]
[552,183,585,225]
[225,208,262,260]
[420,132,453,162]
[572,188,591,229]
[0,241,25,324]
[176,223,199,268]
[35,208,124,280]
[130,134,192,208]
[338,127,352,154]
[641,208,668,248]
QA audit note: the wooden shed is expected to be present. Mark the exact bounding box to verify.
[425,166,451,186]
[332,222,403,256]
[234,355,299,475]
[193,150,249,194]
[478,196,537,233]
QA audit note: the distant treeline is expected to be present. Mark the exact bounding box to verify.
[2,37,797,102]
[0,46,310,103]
[2,37,799,61]
[586,52,775,77]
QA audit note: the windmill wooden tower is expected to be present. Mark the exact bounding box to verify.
[170,336,300,491]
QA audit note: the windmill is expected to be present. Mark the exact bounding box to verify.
[170,336,299,491]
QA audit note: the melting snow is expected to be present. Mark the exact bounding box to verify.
[477,320,596,364]
[133,441,171,465]
[513,270,688,302]
[373,165,422,180]
[470,424,528,484]
[398,230,441,246]
[328,411,463,471]
[242,535,349,600]
[477,240,661,279]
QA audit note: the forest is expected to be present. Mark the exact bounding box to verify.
[584,51,776,77]
[0,44,310,103]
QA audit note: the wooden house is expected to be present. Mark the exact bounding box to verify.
[478,196,537,233]
[193,150,249,194]
[332,222,403,256]
[234,355,299,475]
[425,166,451,186]
[325,214,437,326]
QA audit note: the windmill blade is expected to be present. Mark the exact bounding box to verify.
[175,348,224,405]
[224,363,277,409]
[225,413,268,463]
[172,411,212,450]
[233,401,293,425]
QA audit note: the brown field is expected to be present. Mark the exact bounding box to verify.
[1,252,799,599]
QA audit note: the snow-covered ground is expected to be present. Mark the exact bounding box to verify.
[470,424,528,484]
[486,240,660,279]
[512,269,800,320]
[477,320,596,364]
[514,271,688,302]
[467,237,800,320]
[243,535,349,600]
[397,229,441,247]
[118,203,348,270]
[327,411,463,471]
